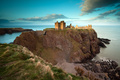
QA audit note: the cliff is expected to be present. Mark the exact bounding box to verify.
[0,43,88,80]
[14,28,101,64]
[0,28,33,35]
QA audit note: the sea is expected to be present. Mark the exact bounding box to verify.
[0,24,120,65]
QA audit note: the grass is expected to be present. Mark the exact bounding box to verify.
[43,28,55,31]
[0,43,89,80]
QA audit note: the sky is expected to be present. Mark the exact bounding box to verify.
[0,0,120,26]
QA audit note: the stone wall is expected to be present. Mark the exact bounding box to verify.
[55,21,92,30]
[75,25,92,29]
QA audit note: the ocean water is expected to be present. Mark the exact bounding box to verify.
[93,25,120,65]
[0,25,120,65]
[0,25,54,43]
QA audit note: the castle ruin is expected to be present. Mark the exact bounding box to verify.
[75,25,92,29]
[55,21,66,30]
[55,21,92,30]
[67,24,74,28]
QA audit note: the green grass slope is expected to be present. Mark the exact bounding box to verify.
[0,43,88,80]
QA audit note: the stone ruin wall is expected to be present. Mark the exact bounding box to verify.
[55,21,92,30]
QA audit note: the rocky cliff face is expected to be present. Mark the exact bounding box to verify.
[14,29,100,64]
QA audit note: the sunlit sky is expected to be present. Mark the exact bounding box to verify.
[0,0,120,25]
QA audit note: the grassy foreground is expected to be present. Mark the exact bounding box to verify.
[0,43,88,80]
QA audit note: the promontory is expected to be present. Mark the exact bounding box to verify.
[0,28,33,35]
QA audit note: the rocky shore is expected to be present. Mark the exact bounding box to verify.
[98,38,111,44]
[0,28,33,35]
[75,60,120,80]
[55,59,120,80]
[97,38,111,48]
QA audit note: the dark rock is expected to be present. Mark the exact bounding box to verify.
[8,30,12,34]
[98,40,106,48]
[115,67,120,75]
[75,60,119,80]
[97,38,111,48]
[43,31,47,35]
[98,38,111,44]
[111,61,118,69]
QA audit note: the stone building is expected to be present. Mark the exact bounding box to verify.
[55,21,92,30]
[70,24,74,28]
[55,21,60,30]
[55,21,66,30]
[67,24,74,28]
[75,25,92,29]
[60,21,66,30]
[88,25,92,29]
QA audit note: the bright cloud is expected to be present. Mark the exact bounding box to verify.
[18,14,68,21]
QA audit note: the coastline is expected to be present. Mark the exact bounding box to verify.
[0,26,120,80]
[0,26,119,66]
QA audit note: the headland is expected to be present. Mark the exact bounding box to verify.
[0,28,33,35]
[0,21,119,80]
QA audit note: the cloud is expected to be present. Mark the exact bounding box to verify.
[0,19,10,24]
[80,0,120,15]
[115,11,120,20]
[18,14,68,21]
[115,11,120,16]
[89,9,118,20]
[116,4,120,8]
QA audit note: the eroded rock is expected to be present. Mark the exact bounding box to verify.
[14,29,101,64]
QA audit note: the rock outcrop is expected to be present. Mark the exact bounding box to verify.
[75,60,120,80]
[55,59,120,80]
[0,28,33,35]
[14,29,103,64]
[98,38,111,44]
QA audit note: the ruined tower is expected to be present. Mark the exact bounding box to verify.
[55,21,60,30]
[60,21,66,30]
[70,24,72,28]
[70,24,74,28]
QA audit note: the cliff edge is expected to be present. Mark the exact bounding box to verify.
[14,28,101,64]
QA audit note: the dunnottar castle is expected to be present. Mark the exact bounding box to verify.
[55,21,92,30]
